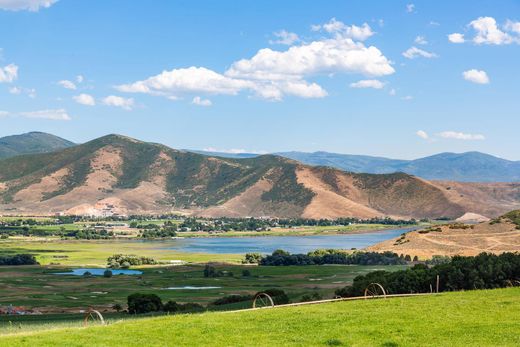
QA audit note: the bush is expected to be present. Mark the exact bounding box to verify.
[103,269,113,278]
[300,292,322,302]
[203,264,216,278]
[0,254,38,266]
[242,252,263,264]
[242,269,251,277]
[212,294,253,306]
[127,293,163,314]
[107,254,157,268]
[163,301,204,313]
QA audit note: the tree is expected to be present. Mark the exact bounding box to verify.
[242,252,263,264]
[127,293,163,314]
[203,264,216,278]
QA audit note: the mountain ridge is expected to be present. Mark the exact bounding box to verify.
[0,132,75,159]
[0,133,519,219]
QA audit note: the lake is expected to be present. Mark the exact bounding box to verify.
[54,268,143,276]
[154,227,415,254]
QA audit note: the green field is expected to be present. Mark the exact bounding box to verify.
[0,264,405,316]
[1,288,518,346]
[0,239,243,265]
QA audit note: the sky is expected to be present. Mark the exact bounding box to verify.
[0,0,519,160]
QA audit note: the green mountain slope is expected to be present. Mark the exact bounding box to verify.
[0,132,75,159]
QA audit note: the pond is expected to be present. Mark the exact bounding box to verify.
[53,268,143,276]
[152,227,415,254]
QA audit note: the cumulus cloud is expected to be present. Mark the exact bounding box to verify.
[20,108,71,121]
[311,18,374,41]
[269,30,299,45]
[0,111,9,117]
[453,17,520,45]
[402,46,438,59]
[192,96,212,106]
[406,4,415,13]
[58,80,77,90]
[0,64,18,83]
[416,130,429,140]
[9,86,36,98]
[0,0,57,11]
[73,93,96,106]
[118,26,392,101]
[102,95,134,110]
[470,17,515,45]
[76,75,84,83]
[349,79,385,89]
[463,69,489,84]
[414,36,427,45]
[438,131,485,140]
[448,33,465,43]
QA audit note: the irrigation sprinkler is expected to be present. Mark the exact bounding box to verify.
[83,308,106,327]
[364,283,387,299]
[252,293,275,309]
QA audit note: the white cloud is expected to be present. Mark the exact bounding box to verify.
[102,95,134,110]
[73,93,96,106]
[58,80,77,90]
[402,46,438,59]
[312,18,374,41]
[349,79,385,89]
[8,86,21,94]
[9,86,36,98]
[192,96,212,107]
[19,108,71,121]
[438,131,485,140]
[448,33,465,43]
[0,64,18,83]
[469,17,514,45]
[414,35,428,45]
[269,30,299,45]
[505,20,520,34]
[406,4,415,13]
[389,88,396,96]
[203,147,267,155]
[0,111,9,117]
[76,75,84,83]
[0,0,57,11]
[416,130,429,140]
[463,69,489,84]
[118,21,392,101]
[401,95,413,101]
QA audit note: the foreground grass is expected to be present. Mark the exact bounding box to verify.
[1,288,519,346]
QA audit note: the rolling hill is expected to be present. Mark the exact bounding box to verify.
[0,134,519,218]
[368,210,520,257]
[1,288,518,346]
[0,132,75,159]
[193,150,520,182]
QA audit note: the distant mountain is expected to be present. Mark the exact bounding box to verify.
[0,132,75,159]
[192,150,520,182]
[0,134,519,219]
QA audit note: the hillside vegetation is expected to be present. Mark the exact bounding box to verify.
[1,288,519,346]
[0,132,74,159]
[0,134,519,218]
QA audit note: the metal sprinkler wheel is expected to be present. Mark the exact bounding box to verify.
[364,283,387,299]
[83,308,106,326]
[252,293,275,309]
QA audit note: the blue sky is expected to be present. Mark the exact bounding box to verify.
[0,0,519,160]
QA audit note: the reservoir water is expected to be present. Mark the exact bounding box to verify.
[154,227,414,254]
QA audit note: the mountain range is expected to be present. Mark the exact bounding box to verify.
[192,150,520,183]
[0,133,519,219]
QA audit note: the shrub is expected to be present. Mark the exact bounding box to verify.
[258,289,290,305]
[242,252,263,264]
[163,301,204,313]
[212,294,253,306]
[0,254,38,266]
[107,254,157,268]
[103,269,113,278]
[300,292,322,302]
[127,293,163,314]
[242,269,251,277]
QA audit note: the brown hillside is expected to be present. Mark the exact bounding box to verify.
[368,211,520,258]
[0,134,519,218]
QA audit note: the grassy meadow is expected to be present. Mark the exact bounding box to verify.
[0,288,518,346]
